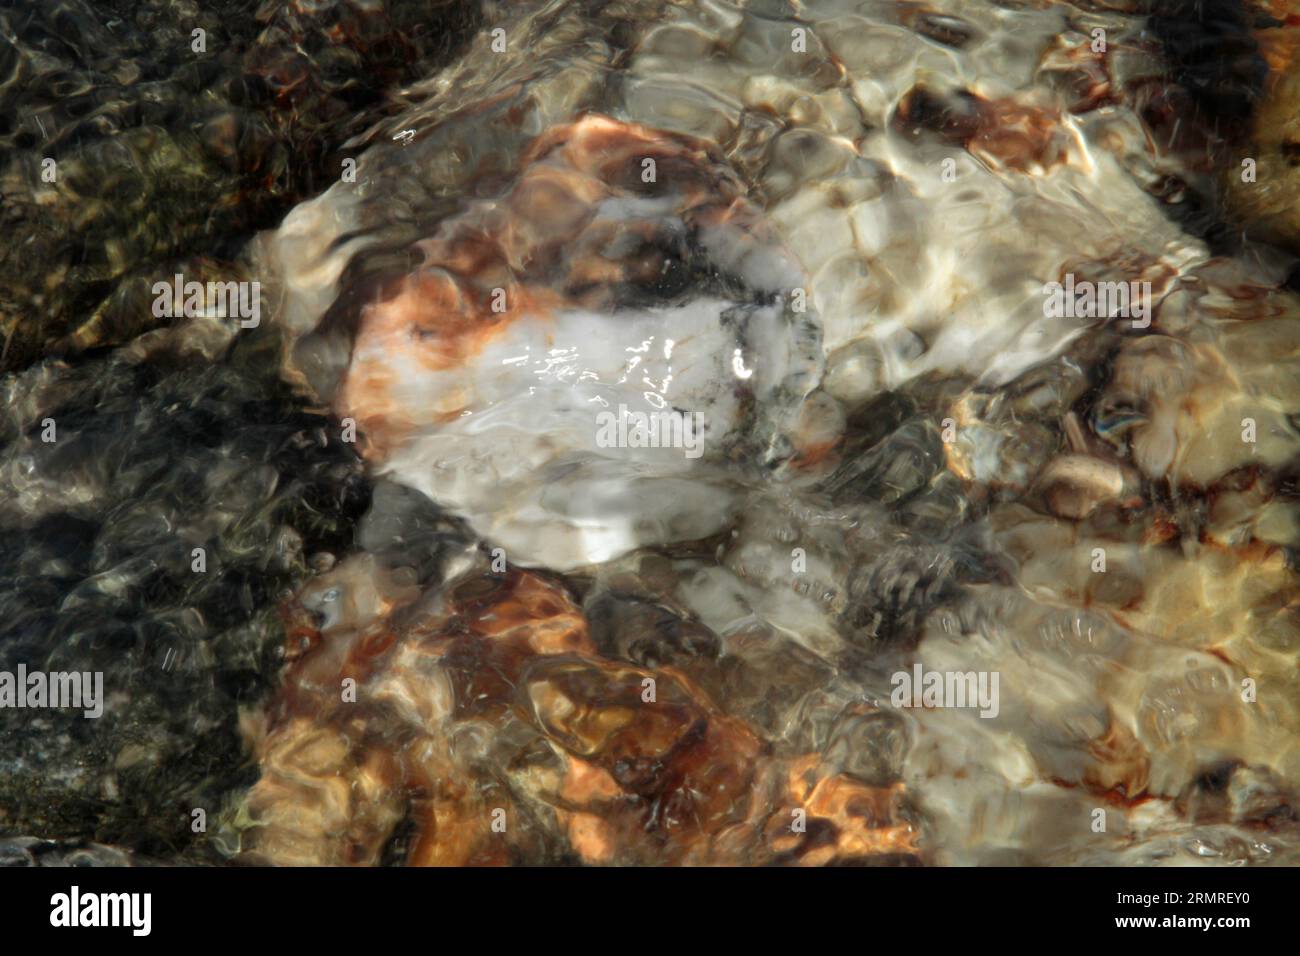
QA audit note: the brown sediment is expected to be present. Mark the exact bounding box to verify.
[244,567,589,865]
[1256,26,1300,84]
[242,561,919,866]
[969,97,1072,173]
[533,657,768,864]
[892,85,1072,173]
[1141,509,1183,547]
[1082,718,1151,802]
[1222,9,1300,249]
[1037,32,1114,114]
[777,755,918,863]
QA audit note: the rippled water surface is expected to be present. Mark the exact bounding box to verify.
[2,0,1300,866]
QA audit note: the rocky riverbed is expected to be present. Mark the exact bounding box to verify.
[2,0,1299,866]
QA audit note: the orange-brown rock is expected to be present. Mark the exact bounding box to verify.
[241,559,921,866]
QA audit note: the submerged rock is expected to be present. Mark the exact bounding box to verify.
[236,563,919,865]
[277,114,830,570]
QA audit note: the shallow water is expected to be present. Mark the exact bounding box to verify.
[2,0,1299,866]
